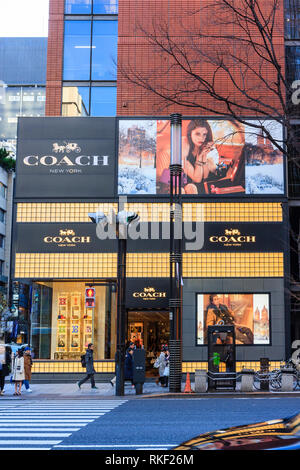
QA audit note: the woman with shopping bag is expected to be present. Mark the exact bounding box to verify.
[154,345,169,387]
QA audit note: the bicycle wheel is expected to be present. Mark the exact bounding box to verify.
[253,372,261,390]
[270,370,281,390]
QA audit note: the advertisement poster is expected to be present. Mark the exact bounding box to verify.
[118,119,284,196]
[196,293,270,345]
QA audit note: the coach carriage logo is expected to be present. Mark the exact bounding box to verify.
[209,228,256,246]
[44,229,91,247]
[224,229,240,236]
[52,142,81,153]
[59,229,75,236]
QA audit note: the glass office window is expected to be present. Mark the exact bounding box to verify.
[63,21,92,80]
[0,209,5,223]
[90,86,116,116]
[0,86,45,140]
[62,86,90,116]
[285,0,300,39]
[65,0,92,14]
[91,20,118,80]
[286,46,300,83]
[0,182,6,199]
[93,0,118,14]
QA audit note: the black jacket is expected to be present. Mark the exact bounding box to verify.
[85,348,95,374]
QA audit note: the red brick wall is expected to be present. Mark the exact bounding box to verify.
[45,0,64,116]
[117,0,285,117]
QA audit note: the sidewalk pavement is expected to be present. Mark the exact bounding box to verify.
[2,379,300,399]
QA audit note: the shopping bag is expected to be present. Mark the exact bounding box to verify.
[163,365,170,377]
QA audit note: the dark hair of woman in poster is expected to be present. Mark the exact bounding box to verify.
[183,119,219,194]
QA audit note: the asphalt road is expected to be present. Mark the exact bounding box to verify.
[1,397,299,450]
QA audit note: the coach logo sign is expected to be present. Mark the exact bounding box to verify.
[209,228,256,247]
[52,142,81,153]
[44,229,91,247]
[23,141,110,174]
[132,287,167,300]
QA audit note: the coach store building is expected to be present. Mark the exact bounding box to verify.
[11,117,289,378]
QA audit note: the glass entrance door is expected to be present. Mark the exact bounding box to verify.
[127,310,170,376]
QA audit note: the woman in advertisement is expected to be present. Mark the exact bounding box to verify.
[182,120,219,194]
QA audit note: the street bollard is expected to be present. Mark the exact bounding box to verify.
[133,349,146,395]
[194,370,207,393]
[240,369,255,392]
[281,368,294,392]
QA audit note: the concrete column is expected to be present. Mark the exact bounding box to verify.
[240,369,255,392]
[281,369,294,392]
[194,369,207,393]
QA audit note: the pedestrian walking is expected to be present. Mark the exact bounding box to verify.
[124,347,134,387]
[110,342,135,387]
[0,346,12,396]
[154,344,169,387]
[12,349,25,396]
[77,343,98,389]
[23,347,33,392]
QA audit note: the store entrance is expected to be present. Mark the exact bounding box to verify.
[127,310,170,377]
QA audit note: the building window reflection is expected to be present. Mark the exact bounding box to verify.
[65,0,118,14]
[285,0,300,39]
[90,86,116,116]
[63,21,91,81]
[62,86,90,116]
[0,85,45,140]
[92,20,118,80]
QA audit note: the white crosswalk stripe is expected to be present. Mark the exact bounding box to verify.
[0,400,127,450]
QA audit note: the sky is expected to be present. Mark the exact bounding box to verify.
[0,0,49,37]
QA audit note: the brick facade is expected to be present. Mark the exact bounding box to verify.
[45,0,285,117]
[45,0,64,116]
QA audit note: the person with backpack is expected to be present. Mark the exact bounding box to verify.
[77,343,98,390]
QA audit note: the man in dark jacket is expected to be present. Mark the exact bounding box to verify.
[77,343,98,389]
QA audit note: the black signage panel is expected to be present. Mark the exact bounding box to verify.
[14,221,284,254]
[15,117,116,198]
[126,278,170,309]
[202,222,284,252]
[14,223,117,253]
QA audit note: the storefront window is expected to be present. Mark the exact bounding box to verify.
[30,281,117,361]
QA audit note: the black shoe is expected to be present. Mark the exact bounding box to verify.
[77,382,81,389]
[91,386,98,389]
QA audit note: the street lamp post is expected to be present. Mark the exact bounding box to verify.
[169,113,183,393]
[88,209,139,397]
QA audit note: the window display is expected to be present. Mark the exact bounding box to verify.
[197,293,270,345]
[30,281,116,360]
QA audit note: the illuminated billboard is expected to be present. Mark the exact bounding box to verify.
[118,119,284,196]
[196,293,270,345]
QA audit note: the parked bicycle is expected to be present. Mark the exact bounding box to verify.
[253,359,300,391]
